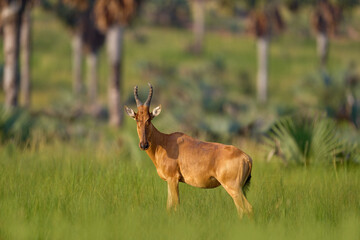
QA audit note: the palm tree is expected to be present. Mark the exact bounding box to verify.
[311,0,340,69]
[1,0,35,109]
[20,2,32,108]
[247,1,285,103]
[42,0,105,111]
[94,0,140,126]
[61,0,105,103]
[286,0,357,70]
[189,0,205,54]
[42,0,140,126]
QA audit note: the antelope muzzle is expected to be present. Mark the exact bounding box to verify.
[139,141,149,150]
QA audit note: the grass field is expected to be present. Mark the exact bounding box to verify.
[0,142,359,239]
[1,7,360,240]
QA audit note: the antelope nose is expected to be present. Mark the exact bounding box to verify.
[140,142,149,150]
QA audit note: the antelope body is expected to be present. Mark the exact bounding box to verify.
[125,84,253,218]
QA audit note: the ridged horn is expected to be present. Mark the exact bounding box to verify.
[144,83,153,107]
[134,86,142,107]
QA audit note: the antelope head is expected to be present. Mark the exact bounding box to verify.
[124,83,161,150]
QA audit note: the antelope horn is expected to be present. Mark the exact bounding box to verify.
[144,83,153,107]
[134,86,142,107]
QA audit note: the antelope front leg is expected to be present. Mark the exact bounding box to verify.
[166,179,179,211]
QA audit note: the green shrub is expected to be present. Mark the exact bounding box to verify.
[0,106,33,144]
[264,115,346,166]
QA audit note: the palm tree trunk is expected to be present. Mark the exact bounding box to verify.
[2,4,22,109]
[87,50,98,106]
[106,24,124,127]
[191,0,205,54]
[72,30,84,95]
[20,4,31,108]
[316,31,329,69]
[257,36,269,103]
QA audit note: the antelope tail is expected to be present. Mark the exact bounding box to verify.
[243,174,251,197]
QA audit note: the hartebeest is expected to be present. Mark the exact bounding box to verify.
[124,83,253,218]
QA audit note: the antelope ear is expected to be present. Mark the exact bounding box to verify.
[124,105,136,119]
[151,105,161,118]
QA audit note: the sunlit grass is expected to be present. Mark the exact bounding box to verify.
[0,142,359,239]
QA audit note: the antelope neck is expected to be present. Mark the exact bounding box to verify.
[146,123,166,165]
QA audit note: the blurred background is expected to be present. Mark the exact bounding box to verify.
[0,0,360,166]
[1,2,360,238]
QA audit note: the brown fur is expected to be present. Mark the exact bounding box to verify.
[126,104,253,218]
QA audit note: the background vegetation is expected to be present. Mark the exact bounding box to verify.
[0,1,360,239]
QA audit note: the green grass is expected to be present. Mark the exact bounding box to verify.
[0,142,359,240]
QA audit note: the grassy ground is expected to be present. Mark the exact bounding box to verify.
[0,142,359,240]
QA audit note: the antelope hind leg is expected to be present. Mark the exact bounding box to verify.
[166,179,179,212]
[243,194,253,218]
[231,193,246,219]
[221,184,253,219]
[236,192,253,219]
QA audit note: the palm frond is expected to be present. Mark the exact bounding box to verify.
[265,115,344,166]
[311,118,343,164]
